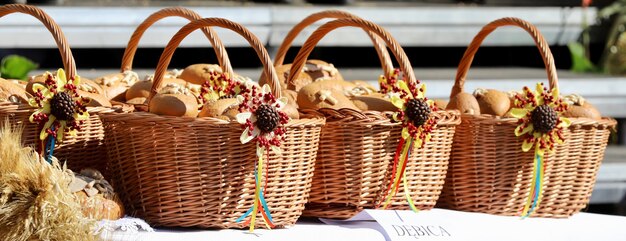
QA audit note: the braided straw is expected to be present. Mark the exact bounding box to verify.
[287,17,416,90]
[120,7,232,75]
[438,17,616,218]
[0,4,76,79]
[149,17,281,105]
[450,17,559,99]
[273,10,393,78]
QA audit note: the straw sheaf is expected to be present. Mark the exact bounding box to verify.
[0,121,96,241]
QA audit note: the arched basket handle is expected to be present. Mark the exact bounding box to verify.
[450,17,559,99]
[273,10,393,78]
[149,17,281,105]
[287,18,416,90]
[0,4,76,79]
[120,7,233,75]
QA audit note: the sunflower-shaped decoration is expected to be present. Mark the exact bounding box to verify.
[28,69,89,161]
[510,82,570,217]
[234,84,289,232]
[377,70,438,212]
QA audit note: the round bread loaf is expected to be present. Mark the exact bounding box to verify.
[149,84,198,117]
[77,90,112,107]
[199,98,238,118]
[125,78,187,101]
[474,88,511,116]
[351,94,396,112]
[433,99,449,110]
[93,71,139,101]
[447,92,480,115]
[0,78,30,103]
[297,81,358,110]
[266,64,314,91]
[74,191,124,220]
[179,64,222,85]
[149,93,198,117]
[352,80,377,92]
[564,102,602,120]
[126,97,147,105]
[305,59,344,81]
[280,89,300,119]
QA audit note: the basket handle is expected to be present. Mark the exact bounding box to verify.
[120,7,233,75]
[0,4,76,79]
[273,10,393,77]
[287,18,416,90]
[150,18,280,104]
[450,17,559,99]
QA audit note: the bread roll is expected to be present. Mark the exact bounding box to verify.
[433,99,448,110]
[447,92,480,115]
[264,64,313,91]
[0,78,30,103]
[179,64,222,85]
[352,80,377,92]
[278,90,299,119]
[125,78,187,100]
[564,102,602,120]
[351,95,396,112]
[126,97,147,105]
[297,81,358,110]
[305,59,344,81]
[77,90,112,107]
[74,191,124,220]
[474,88,511,116]
[199,98,238,118]
[149,84,198,117]
[94,71,139,101]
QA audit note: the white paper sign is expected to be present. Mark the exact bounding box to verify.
[320,209,626,241]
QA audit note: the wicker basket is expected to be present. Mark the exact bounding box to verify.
[119,7,233,78]
[0,4,116,174]
[100,17,325,229]
[279,16,460,219]
[437,17,617,218]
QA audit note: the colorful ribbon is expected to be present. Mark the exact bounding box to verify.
[521,152,544,218]
[236,147,275,232]
[377,137,419,212]
[43,125,56,164]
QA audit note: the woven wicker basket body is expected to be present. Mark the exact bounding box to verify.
[0,104,113,173]
[102,113,323,228]
[439,116,615,217]
[0,5,112,173]
[437,18,617,218]
[100,17,325,228]
[280,15,460,219]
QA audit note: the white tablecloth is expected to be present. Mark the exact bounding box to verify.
[113,209,626,241]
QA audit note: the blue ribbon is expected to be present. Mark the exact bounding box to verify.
[44,126,56,164]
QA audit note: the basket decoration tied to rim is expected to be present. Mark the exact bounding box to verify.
[509,82,570,217]
[377,70,438,212]
[28,69,90,162]
[233,84,290,231]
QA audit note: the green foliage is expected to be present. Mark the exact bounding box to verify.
[0,55,38,81]
[568,42,598,73]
